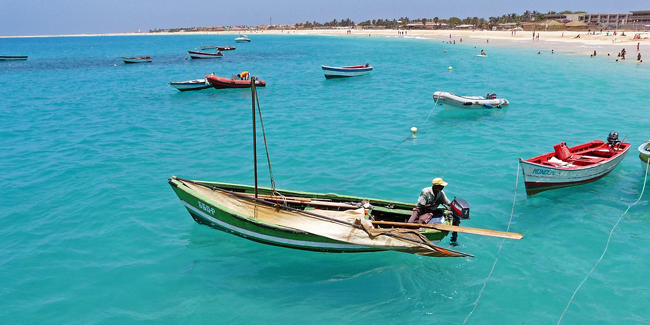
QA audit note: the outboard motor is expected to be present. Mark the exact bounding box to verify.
[607,132,621,147]
[450,198,470,220]
[486,93,497,99]
[449,198,470,246]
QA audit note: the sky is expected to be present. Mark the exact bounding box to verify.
[0,0,646,36]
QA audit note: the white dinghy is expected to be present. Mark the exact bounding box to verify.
[433,91,509,109]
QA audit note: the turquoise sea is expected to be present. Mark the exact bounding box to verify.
[1,34,649,324]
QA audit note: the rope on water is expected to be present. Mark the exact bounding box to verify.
[557,159,650,324]
[462,161,520,325]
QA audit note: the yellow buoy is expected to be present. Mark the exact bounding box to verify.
[448,66,453,70]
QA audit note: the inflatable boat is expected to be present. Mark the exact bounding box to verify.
[205,74,266,89]
[433,91,509,108]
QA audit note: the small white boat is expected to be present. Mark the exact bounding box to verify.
[200,45,216,50]
[639,140,650,174]
[120,56,152,63]
[321,65,373,79]
[0,55,28,61]
[476,54,488,58]
[187,51,223,59]
[433,91,509,108]
[169,78,211,91]
[235,35,251,43]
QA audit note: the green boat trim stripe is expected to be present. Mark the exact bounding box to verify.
[182,201,372,250]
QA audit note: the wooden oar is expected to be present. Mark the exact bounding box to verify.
[371,221,523,240]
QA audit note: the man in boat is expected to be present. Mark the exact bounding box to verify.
[237,71,250,80]
[408,178,451,225]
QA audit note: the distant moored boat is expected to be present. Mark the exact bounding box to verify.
[188,51,223,59]
[321,64,373,79]
[235,35,251,43]
[0,55,28,61]
[120,56,152,63]
[433,91,509,108]
[169,78,211,91]
[205,74,265,89]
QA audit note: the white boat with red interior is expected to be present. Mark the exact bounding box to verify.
[519,133,630,195]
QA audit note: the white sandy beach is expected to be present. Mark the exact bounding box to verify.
[3,28,648,60]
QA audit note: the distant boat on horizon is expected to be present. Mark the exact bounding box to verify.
[120,56,152,63]
[187,51,223,59]
[169,78,211,91]
[321,64,373,79]
[235,35,251,43]
[0,55,28,61]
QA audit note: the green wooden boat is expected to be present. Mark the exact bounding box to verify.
[168,78,522,258]
[169,176,471,257]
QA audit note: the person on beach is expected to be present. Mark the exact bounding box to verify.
[594,50,597,57]
[638,43,640,51]
[408,178,451,225]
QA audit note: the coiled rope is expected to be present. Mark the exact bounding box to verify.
[557,159,650,324]
[462,161,520,325]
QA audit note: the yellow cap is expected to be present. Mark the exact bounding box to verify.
[432,178,448,186]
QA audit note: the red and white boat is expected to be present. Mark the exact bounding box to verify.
[216,46,236,51]
[519,133,630,195]
[188,51,223,59]
[205,74,266,89]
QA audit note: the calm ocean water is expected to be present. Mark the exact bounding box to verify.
[1,34,649,324]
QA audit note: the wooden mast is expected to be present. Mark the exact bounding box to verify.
[252,78,258,198]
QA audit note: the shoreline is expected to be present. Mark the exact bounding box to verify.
[2,29,647,59]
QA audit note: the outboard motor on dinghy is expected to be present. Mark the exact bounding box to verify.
[607,132,621,147]
[486,93,497,99]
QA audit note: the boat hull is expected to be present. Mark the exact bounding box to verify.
[0,56,28,61]
[235,38,251,43]
[169,79,211,91]
[168,178,449,253]
[188,51,223,59]
[640,141,650,174]
[205,75,266,89]
[121,57,152,63]
[321,65,373,79]
[216,46,236,51]
[520,148,629,195]
[433,91,509,108]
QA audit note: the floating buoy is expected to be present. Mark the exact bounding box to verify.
[448,66,453,70]
[444,50,447,53]
[411,126,418,138]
